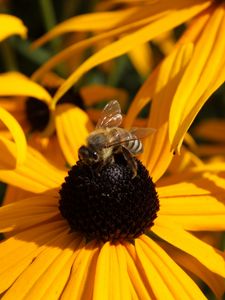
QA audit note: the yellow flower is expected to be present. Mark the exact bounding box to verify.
[27,2,225,171]
[31,1,225,107]
[0,72,91,169]
[0,71,52,165]
[0,14,27,165]
[0,115,225,299]
[0,14,27,43]
[0,71,128,168]
[168,3,225,155]
[0,50,225,299]
[125,23,225,178]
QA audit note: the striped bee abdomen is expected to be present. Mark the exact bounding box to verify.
[124,133,143,155]
[107,128,143,155]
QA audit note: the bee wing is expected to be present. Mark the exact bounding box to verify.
[106,127,156,148]
[130,127,156,139]
[96,100,122,129]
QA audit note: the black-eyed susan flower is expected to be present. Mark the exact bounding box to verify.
[0,47,225,299]
[0,71,52,166]
[0,71,129,169]
[0,72,90,169]
[0,112,225,299]
[0,14,28,165]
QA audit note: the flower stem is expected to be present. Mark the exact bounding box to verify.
[39,0,57,32]
[39,0,67,77]
[107,56,127,87]
[39,0,60,53]
[0,40,18,71]
[62,0,80,20]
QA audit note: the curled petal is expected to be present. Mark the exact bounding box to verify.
[0,14,27,42]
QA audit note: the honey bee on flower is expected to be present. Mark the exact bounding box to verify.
[78,100,155,177]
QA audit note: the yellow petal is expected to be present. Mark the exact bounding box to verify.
[124,70,155,129]
[32,7,139,48]
[125,243,153,299]
[152,218,225,277]
[15,236,81,300]
[32,8,158,82]
[161,215,225,232]
[157,177,217,198]
[2,233,80,300]
[93,242,132,300]
[0,189,60,232]
[110,245,124,300]
[80,85,128,107]
[115,244,132,300]
[32,0,210,83]
[160,242,225,300]
[128,43,153,77]
[0,97,26,115]
[0,138,66,193]
[0,110,27,166]
[169,5,225,153]
[28,134,67,171]
[0,72,51,104]
[0,221,68,294]
[159,207,225,232]
[147,43,194,180]
[168,147,203,174]
[61,241,99,300]
[134,239,174,300]
[178,6,210,44]
[41,241,83,300]
[55,104,93,166]
[3,185,34,205]
[51,1,210,104]
[0,14,27,42]
[192,163,225,173]
[136,235,206,300]
[125,43,193,181]
[158,179,225,231]
[93,242,110,300]
[153,30,176,56]
[0,98,28,140]
[159,193,225,216]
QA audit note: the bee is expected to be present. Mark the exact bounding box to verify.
[78,100,155,177]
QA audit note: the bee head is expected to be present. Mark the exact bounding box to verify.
[88,132,107,150]
[78,145,99,164]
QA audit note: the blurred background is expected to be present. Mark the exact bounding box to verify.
[0,1,224,299]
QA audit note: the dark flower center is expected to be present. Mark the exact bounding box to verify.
[59,154,159,243]
[25,87,85,132]
[25,99,50,132]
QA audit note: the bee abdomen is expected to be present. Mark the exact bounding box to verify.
[126,138,143,154]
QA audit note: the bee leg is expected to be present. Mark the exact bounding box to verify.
[121,146,137,178]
